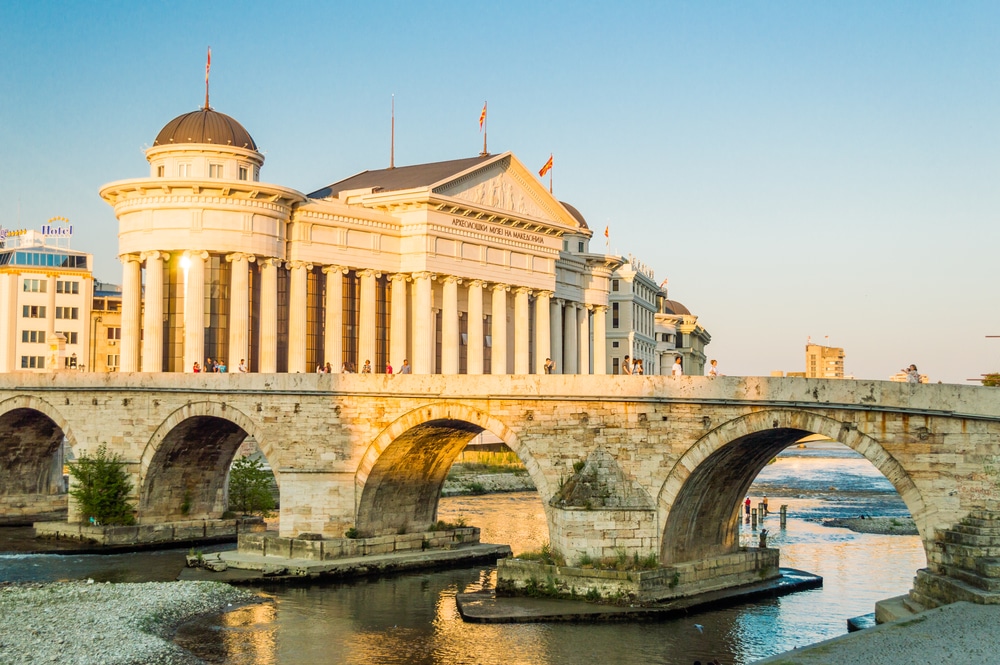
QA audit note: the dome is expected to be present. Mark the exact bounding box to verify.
[662,299,691,316]
[560,201,589,230]
[153,108,257,150]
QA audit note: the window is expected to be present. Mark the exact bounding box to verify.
[253,166,260,182]
[56,280,79,294]
[612,341,619,348]
[209,163,224,178]
[238,165,249,181]
[22,305,45,318]
[178,163,191,177]
[156,165,164,177]
[612,358,619,374]
[21,330,45,343]
[57,331,79,345]
[107,327,121,340]
[55,307,79,320]
[612,279,619,292]
[107,354,120,369]
[20,356,45,369]
[563,240,568,251]
[612,302,619,329]
[23,279,46,292]
[578,241,584,252]
[65,354,78,368]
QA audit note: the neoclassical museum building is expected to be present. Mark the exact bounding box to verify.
[100,105,707,375]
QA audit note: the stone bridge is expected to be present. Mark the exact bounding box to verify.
[2,374,999,579]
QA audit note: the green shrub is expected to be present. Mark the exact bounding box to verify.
[68,444,135,526]
[228,455,275,517]
[983,373,1000,387]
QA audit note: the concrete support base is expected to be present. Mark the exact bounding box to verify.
[908,510,1000,609]
[0,494,67,525]
[33,518,255,547]
[497,548,780,604]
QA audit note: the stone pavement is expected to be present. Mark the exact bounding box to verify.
[754,601,1000,664]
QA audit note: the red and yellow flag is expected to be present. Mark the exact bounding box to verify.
[206,47,211,83]
[479,102,487,130]
[538,154,553,177]
[604,225,609,238]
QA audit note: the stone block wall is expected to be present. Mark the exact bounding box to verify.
[498,547,779,603]
[237,526,481,561]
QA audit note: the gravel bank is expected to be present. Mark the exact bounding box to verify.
[442,471,535,496]
[0,580,260,665]
[823,516,919,535]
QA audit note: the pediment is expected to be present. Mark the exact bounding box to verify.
[433,156,578,230]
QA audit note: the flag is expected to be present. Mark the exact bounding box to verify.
[479,102,487,130]
[538,154,553,177]
[206,47,211,83]
[604,225,609,238]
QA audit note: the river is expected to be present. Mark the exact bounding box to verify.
[0,444,925,664]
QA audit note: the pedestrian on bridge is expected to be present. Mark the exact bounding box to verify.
[622,355,631,375]
[707,359,720,377]
[672,356,683,376]
[905,364,920,383]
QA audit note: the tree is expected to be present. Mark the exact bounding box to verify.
[67,444,135,526]
[983,373,1000,387]
[228,455,275,516]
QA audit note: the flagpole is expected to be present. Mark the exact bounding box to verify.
[549,155,553,194]
[481,101,488,156]
[204,47,211,110]
[390,94,395,169]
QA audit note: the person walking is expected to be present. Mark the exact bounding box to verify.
[672,356,683,376]
[399,359,411,374]
[622,355,632,375]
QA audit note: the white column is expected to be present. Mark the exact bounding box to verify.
[412,272,433,374]
[389,273,408,369]
[258,258,281,373]
[550,298,564,374]
[357,269,379,372]
[288,260,311,374]
[466,280,484,375]
[513,287,531,374]
[324,266,344,372]
[563,302,578,374]
[182,250,208,373]
[534,291,551,374]
[578,305,591,375]
[226,253,253,374]
[490,283,508,375]
[119,255,142,372]
[593,305,607,375]
[441,276,460,374]
[140,251,168,372]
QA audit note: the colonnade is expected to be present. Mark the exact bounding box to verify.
[119,253,607,375]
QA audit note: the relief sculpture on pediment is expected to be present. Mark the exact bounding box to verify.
[452,173,549,220]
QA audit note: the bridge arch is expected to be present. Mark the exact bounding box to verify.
[139,401,271,521]
[0,395,78,497]
[355,401,546,537]
[657,408,927,564]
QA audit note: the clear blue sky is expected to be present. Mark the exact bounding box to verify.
[2,1,998,383]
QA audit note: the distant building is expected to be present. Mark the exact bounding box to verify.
[606,256,660,375]
[89,281,122,372]
[0,227,93,372]
[805,342,845,379]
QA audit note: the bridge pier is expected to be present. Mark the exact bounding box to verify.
[278,472,356,538]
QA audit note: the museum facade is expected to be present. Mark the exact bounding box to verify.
[100,106,705,375]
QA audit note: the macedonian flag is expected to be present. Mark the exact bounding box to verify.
[479,102,487,130]
[538,154,553,177]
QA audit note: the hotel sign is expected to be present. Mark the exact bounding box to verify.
[451,217,545,245]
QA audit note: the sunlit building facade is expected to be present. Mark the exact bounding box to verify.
[100,106,631,374]
[0,230,93,373]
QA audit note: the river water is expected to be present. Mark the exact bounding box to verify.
[0,444,925,664]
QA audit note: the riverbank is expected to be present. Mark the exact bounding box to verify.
[0,580,260,664]
[824,516,918,535]
[442,470,535,496]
